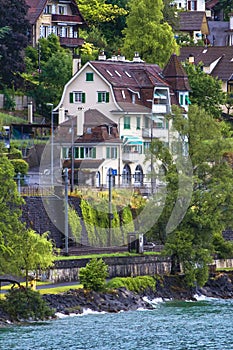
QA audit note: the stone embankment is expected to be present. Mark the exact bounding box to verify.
[1,273,233,327]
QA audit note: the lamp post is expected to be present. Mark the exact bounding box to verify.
[64,167,69,255]
[46,103,54,186]
[69,117,75,193]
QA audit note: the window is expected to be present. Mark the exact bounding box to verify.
[79,147,96,159]
[86,72,94,81]
[136,117,141,130]
[180,94,184,105]
[62,147,69,159]
[44,5,52,14]
[97,91,109,103]
[69,91,85,103]
[124,116,131,129]
[106,147,118,159]
[145,116,149,129]
[58,5,66,14]
[144,142,150,153]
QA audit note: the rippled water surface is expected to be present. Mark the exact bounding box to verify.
[1,298,233,350]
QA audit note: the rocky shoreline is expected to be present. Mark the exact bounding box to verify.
[1,272,233,326]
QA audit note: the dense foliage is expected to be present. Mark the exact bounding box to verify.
[107,275,156,292]
[79,258,109,291]
[3,288,54,321]
[0,0,30,89]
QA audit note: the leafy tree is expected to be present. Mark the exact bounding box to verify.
[0,0,30,89]
[183,62,225,118]
[0,147,25,274]
[7,230,56,288]
[121,0,179,66]
[79,258,109,291]
[161,105,233,286]
[78,0,127,26]
[4,288,54,321]
[23,34,73,112]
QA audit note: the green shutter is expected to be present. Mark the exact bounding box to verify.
[69,92,73,103]
[98,92,101,102]
[82,93,86,103]
[74,147,79,158]
[106,92,109,103]
[92,147,96,158]
[80,147,84,158]
[106,147,110,158]
[86,72,93,81]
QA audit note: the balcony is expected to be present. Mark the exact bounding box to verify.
[52,14,84,24]
[122,152,140,162]
[142,128,168,141]
[59,37,84,48]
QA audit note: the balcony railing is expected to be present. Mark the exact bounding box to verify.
[122,152,140,162]
[142,128,168,141]
[59,37,84,47]
[52,14,84,24]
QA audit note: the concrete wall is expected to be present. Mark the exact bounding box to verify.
[215,259,233,269]
[45,255,171,283]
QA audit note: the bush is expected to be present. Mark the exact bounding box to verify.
[3,288,54,321]
[10,159,29,175]
[107,276,156,293]
[79,258,109,291]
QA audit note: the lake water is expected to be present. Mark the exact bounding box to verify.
[1,296,233,350]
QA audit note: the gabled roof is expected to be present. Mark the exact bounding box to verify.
[178,11,209,35]
[90,61,167,89]
[163,54,191,91]
[178,46,233,81]
[25,0,86,25]
[84,109,117,127]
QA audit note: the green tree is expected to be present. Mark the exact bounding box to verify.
[122,0,179,66]
[0,148,25,274]
[8,229,56,288]
[0,0,30,89]
[23,35,73,112]
[184,62,225,118]
[161,105,233,286]
[79,258,109,291]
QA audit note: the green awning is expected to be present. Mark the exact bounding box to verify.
[123,136,143,146]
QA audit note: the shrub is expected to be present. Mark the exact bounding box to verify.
[3,288,54,321]
[107,276,156,293]
[79,258,109,291]
[10,159,29,175]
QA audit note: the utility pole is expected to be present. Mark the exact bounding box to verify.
[64,168,69,255]
[71,117,74,193]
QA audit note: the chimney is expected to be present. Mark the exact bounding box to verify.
[28,101,33,123]
[77,107,84,136]
[58,107,65,124]
[188,54,194,64]
[98,50,106,60]
[133,52,142,62]
[72,55,81,75]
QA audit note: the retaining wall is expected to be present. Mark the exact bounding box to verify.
[46,255,171,283]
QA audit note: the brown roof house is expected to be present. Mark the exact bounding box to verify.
[177,11,210,43]
[179,46,233,93]
[54,53,191,188]
[25,0,87,53]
